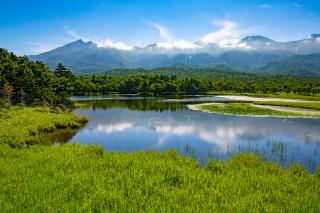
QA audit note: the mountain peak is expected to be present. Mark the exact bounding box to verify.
[64,39,96,49]
[71,39,85,45]
[311,34,320,39]
[241,36,273,42]
[145,43,157,48]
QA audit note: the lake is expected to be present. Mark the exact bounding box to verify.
[65,96,320,172]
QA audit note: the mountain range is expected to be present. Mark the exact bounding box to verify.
[29,34,320,76]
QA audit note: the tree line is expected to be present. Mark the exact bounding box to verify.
[75,73,320,96]
[1,48,320,106]
[0,48,75,106]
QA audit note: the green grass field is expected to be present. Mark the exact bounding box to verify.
[0,144,319,212]
[0,107,88,147]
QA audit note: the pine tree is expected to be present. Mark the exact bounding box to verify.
[54,63,74,79]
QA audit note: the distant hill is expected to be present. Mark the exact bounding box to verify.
[101,65,243,78]
[261,54,320,77]
[28,34,320,76]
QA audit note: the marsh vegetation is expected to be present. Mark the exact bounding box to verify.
[1,144,319,212]
[0,107,88,147]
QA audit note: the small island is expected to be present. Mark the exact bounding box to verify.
[188,96,320,118]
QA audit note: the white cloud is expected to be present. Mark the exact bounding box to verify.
[219,39,252,49]
[97,39,133,51]
[201,20,238,44]
[146,20,172,41]
[145,19,258,50]
[96,123,133,134]
[156,40,201,49]
[258,4,273,9]
[200,19,256,49]
[294,3,303,8]
[145,20,203,49]
[155,125,194,135]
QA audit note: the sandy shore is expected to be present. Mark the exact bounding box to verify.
[252,104,320,116]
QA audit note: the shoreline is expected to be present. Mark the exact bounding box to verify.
[215,95,317,103]
[187,103,320,119]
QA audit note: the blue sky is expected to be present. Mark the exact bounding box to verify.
[1,0,319,55]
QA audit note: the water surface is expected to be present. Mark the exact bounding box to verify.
[68,96,320,172]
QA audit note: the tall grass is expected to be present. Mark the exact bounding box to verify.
[0,144,319,212]
[0,107,88,147]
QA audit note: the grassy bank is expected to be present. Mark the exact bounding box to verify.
[207,92,320,101]
[190,103,309,117]
[0,144,319,212]
[0,106,88,147]
[255,101,320,110]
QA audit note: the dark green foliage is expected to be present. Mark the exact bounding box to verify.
[74,68,320,96]
[74,74,210,96]
[261,54,320,77]
[0,49,75,105]
[54,63,75,79]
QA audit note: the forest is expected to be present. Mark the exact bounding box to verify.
[1,48,320,106]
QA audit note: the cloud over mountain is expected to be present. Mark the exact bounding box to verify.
[28,32,320,76]
[58,19,260,52]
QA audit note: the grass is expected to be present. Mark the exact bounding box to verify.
[0,106,88,147]
[207,91,320,101]
[255,101,320,110]
[193,103,307,117]
[0,144,319,212]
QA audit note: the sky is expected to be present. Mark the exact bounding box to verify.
[0,0,319,55]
